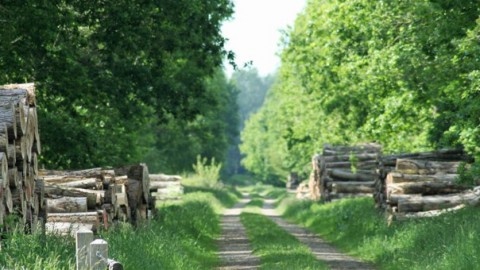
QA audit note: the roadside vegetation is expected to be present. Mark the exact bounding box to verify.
[281,196,480,270]
[0,174,240,270]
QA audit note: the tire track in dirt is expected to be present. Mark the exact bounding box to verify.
[217,195,261,270]
[262,198,375,270]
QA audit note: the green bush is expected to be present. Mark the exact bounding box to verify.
[192,155,223,188]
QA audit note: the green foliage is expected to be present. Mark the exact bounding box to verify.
[0,229,75,269]
[0,1,234,170]
[282,197,480,270]
[240,0,480,180]
[190,155,223,188]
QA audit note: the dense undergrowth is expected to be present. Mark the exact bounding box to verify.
[281,196,480,270]
[0,185,240,270]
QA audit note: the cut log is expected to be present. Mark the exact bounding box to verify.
[7,143,15,167]
[329,192,373,200]
[0,124,8,154]
[46,212,98,224]
[382,149,471,166]
[325,160,378,170]
[0,105,17,141]
[39,167,115,178]
[386,173,459,184]
[4,185,13,213]
[387,194,422,205]
[15,102,26,136]
[45,222,93,236]
[126,179,143,224]
[397,190,480,212]
[332,181,375,194]
[43,185,101,208]
[8,168,18,188]
[395,159,463,175]
[46,197,88,213]
[393,205,466,221]
[149,174,182,182]
[0,152,7,188]
[387,182,469,195]
[46,178,98,189]
[327,169,377,181]
[0,83,36,106]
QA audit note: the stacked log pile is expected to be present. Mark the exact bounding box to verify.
[149,174,183,204]
[376,150,476,221]
[374,149,472,210]
[311,143,381,201]
[0,83,42,232]
[40,164,151,235]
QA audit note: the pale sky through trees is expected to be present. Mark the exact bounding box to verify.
[222,0,306,77]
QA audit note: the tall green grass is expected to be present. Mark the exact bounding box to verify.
[0,229,75,269]
[281,197,480,270]
[0,186,239,270]
[101,188,240,269]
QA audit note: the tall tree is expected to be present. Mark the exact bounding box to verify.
[0,0,234,169]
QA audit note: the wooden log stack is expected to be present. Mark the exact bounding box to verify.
[376,150,476,221]
[311,143,381,201]
[374,149,472,210]
[40,164,153,235]
[0,83,42,232]
[149,174,183,205]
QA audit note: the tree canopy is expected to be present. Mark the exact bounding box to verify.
[0,0,236,171]
[240,0,480,182]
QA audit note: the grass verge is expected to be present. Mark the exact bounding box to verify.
[0,186,239,270]
[241,194,328,270]
[281,197,480,270]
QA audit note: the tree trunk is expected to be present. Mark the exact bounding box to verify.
[45,222,93,236]
[395,159,463,175]
[327,169,377,181]
[322,153,379,163]
[386,172,459,184]
[46,197,88,213]
[0,105,17,141]
[0,83,36,106]
[46,212,98,224]
[397,190,480,212]
[387,181,469,195]
[332,181,375,194]
[43,185,101,208]
[46,178,99,189]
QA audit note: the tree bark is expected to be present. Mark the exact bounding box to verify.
[0,105,17,141]
[331,181,375,194]
[0,83,36,106]
[46,197,88,213]
[327,169,377,181]
[397,191,480,212]
[46,212,98,224]
[387,181,469,195]
[395,159,463,174]
[386,172,459,184]
[325,160,378,170]
[43,185,101,208]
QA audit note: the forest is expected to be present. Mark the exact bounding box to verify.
[241,0,480,182]
[1,1,479,183]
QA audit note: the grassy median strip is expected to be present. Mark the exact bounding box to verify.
[281,196,480,270]
[241,198,328,270]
